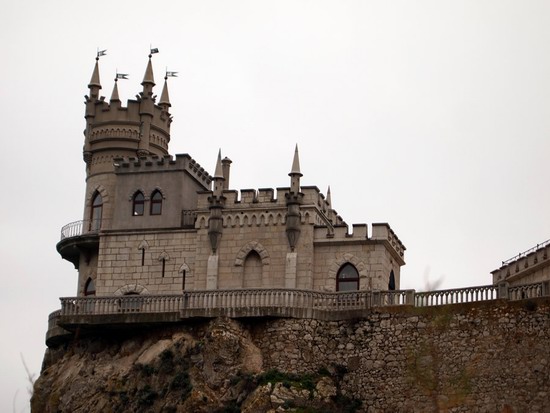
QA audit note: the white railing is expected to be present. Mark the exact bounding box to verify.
[60,220,101,240]
[51,282,549,324]
[415,285,498,307]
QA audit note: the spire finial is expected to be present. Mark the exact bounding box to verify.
[290,144,302,176]
[88,52,103,90]
[214,149,224,179]
[110,79,120,101]
[326,186,332,206]
[160,68,177,107]
[142,49,157,86]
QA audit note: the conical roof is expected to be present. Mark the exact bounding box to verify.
[159,77,171,106]
[88,58,101,89]
[142,57,155,86]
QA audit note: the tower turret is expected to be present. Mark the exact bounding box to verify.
[137,55,156,156]
[208,150,226,253]
[285,145,304,251]
[81,53,172,234]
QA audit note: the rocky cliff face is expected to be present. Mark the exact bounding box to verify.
[32,318,351,412]
[33,299,550,412]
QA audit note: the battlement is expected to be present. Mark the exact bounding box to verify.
[196,185,333,210]
[113,153,212,188]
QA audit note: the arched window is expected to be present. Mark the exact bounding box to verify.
[84,278,96,296]
[388,269,396,290]
[150,190,163,215]
[90,192,103,231]
[337,263,359,291]
[132,192,145,216]
[243,250,262,288]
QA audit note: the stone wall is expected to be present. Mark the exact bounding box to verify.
[35,298,550,412]
[251,298,550,412]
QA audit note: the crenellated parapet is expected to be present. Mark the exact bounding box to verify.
[113,154,212,188]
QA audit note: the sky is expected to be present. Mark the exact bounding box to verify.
[2,0,550,410]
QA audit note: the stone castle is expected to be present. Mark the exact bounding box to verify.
[57,53,406,300]
[36,52,550,413]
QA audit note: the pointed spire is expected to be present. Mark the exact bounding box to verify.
[142,56,155,86]
[88,57,102,89]
[110,79,120,101]
[159,76,171,107]
[214,149,224,179]
[326,186,332,207]
[290,144,302,175]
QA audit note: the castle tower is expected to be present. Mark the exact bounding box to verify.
[82,54,172,233]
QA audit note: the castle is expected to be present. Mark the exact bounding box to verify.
[56,53,406,301]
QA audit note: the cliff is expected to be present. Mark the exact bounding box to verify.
[33,298,550,412]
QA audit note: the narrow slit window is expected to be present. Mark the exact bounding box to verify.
[90,192,103,231]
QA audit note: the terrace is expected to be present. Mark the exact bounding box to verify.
[46,281,549,346]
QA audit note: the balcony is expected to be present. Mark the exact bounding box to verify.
[56,220,99,269]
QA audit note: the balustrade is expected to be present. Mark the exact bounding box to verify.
[53,282,549,323]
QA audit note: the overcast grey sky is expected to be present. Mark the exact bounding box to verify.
[2,0,550,410]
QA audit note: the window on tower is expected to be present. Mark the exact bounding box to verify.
[84,278,96,296]
[132,191,145,216]
[90,192,103,231]
[150,190,163,215]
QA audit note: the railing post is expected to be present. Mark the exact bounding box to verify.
[498,282,509,300]
[372,290,381,307]
[406,289,415,306]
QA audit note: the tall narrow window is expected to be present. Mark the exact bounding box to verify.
[132,192,145,216]
[337,263,359,291]
[90,192,103,231]
[243,250,262,288]
[388,270,396,290]
[150,190,163,215]
[84,278,96,296]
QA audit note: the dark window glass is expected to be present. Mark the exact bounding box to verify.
[90,192,103,231]
[133,192,145,216]
[337,263,359,291]
[84,278,96,296]
[150,190,163,215]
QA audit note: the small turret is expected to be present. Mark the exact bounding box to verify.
[138,54,156,157]
[88,57,102,100]
[110,78,120,102]
[159,76,171,108]
[285,145,304,251]
[208,150,226,253]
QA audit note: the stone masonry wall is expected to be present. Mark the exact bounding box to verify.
[251,298,550,412]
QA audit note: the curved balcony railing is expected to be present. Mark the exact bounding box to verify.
[60,220,101,240]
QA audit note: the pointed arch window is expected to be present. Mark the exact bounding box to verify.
[150,190,163,215]
[90,192,103,231]
[337,263,359,292]
[388,270,396,290]
[84,278,96,296]
[132,191,145,216]
[243,250,262,288]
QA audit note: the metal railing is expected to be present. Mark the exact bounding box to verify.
[60,220,100,240]
[502,238,550,266]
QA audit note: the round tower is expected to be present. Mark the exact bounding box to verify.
[82,53,172,232]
